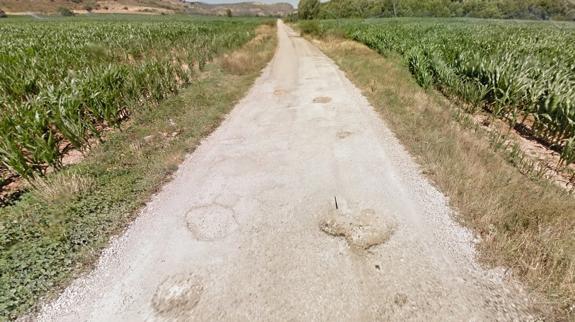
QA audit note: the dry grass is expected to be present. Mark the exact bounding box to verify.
[313,37,575,320]
[30,172,95,203]
[219,24,276,75]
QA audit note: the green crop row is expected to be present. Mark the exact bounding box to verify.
[318,19,575,165]
[0,16,259,180]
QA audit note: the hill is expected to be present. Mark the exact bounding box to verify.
[185,2,294,16]
[0,0,294,16]
[0,0,185,14]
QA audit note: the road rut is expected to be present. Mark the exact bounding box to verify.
[37,21,533,321]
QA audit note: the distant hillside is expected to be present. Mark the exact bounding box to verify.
[0,0,185,14]
[0,0,294,16]
[185,2,294,17]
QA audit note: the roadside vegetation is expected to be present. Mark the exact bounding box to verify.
[0,16,276,320]
[302,19,575,178]
[0,16,258,181]
[298,0,575,20]
[300,20,575,319]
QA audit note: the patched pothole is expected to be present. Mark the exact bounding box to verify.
[186,204,239,241]
[152,274,204,318]
[320,208,396,250]
[313,96,332,103]
[274,89,287,96]
[337,130,353,139]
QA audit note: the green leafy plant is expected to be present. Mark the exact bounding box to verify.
[0,17,257,181]
[320,19,575,166]
[298,0,320,19]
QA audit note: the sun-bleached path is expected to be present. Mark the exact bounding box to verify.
[37,20,532,321]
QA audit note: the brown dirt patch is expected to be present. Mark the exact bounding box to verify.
[313,96,332,103]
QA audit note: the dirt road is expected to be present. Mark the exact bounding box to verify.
[37,21,533,321]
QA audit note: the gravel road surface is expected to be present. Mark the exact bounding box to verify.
[36,20,533,321]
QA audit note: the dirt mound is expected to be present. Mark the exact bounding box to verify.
[320,208,397,250]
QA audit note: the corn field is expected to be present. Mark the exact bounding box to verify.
[0,16,258,180]
[323,19,575,165]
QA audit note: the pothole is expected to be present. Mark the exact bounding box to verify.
[152,274,204,318]
[337,130,353,139]
[186,204,239,241]
[313,96,332,103]
[274,89,287,96]
[319,208,396,250]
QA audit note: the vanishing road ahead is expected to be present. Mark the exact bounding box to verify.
[38,21,532,321]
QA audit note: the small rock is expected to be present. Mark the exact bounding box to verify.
[393,293,408,307]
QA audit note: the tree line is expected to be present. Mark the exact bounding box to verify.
[298,0,575,20]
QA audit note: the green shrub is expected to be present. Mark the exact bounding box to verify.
[57,7,75,16]
[298,0,320,19]
[299,20,324,37]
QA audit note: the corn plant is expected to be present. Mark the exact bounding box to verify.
[0,17,259,180]
[328,18,575,165]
